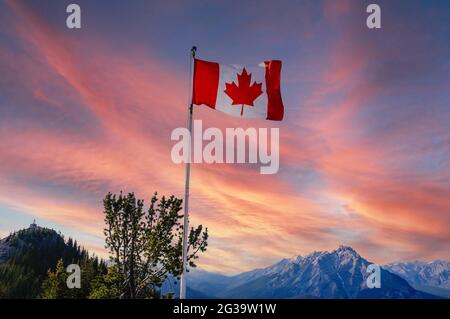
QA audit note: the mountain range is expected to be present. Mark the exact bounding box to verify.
[1,225,448,299]
[384,260,450,298]
[164,246,449,299]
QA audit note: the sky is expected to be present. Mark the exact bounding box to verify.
[0,0,449,274]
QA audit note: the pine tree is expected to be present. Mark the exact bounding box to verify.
[0,227,107,299]
[40,259,67,299]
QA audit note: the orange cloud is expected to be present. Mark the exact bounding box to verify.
[0,0,448,274]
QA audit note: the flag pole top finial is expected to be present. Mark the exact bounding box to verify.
[191,46,197,57]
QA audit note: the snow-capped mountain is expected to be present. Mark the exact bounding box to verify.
[384,260,450,298]
[177,246,438,299]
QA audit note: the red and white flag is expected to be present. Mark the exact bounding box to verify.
[192,59,284,121]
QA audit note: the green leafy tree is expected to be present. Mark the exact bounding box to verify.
[97,192,208,299]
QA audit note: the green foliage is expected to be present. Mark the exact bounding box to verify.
[100,192,208,299]
[40,259,66,299]
[88,265,122,299]
[0,191,208,299]
[40,257,104,299]
[0,227,106,299]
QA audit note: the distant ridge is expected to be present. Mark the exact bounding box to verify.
[175,246,442,299]
[384,260,450,298]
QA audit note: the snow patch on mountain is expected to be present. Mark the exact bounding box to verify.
[181,246,438,299]
[384,260,450,297]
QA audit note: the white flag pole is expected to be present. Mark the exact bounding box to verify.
[180,46,196,300]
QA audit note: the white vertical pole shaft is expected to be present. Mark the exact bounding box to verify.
[180,46,196,299]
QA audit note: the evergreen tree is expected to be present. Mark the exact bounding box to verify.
[40,259,67,299]
[0,227,107,299]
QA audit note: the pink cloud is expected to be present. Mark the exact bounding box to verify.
[1,0,448,273]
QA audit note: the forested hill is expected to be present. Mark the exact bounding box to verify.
[0,224,105,298]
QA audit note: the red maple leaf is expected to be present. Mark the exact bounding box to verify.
[224,68,263,116]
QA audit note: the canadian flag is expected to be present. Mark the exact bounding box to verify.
[192,59,284,121]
